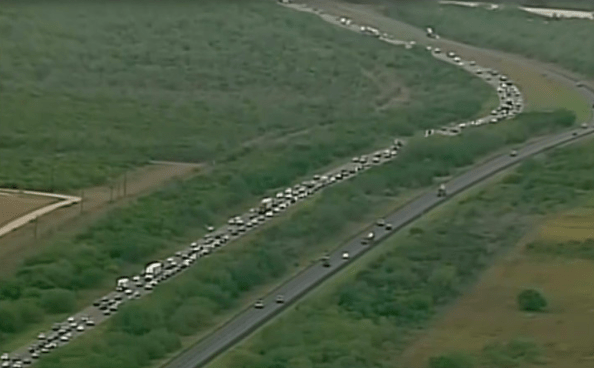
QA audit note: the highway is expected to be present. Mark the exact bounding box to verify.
[160,4,594,368]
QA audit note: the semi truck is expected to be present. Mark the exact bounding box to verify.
[258,198,274,214]
[144,261,163,281]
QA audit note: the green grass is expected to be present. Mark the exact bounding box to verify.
[20,107,577,368]
[385,2,594,79]
[204,131,594,368]
[0,0,494,191]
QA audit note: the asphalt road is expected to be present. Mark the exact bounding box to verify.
[161,6,594,368]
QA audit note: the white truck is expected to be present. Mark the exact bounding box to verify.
[116,277,130,292]
[258,197,274,214]
[144,262,163,281]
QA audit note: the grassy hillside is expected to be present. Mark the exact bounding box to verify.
[384,2,594,78]
[0,0,493,191]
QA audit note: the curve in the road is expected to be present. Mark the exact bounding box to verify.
[160,6,594,368]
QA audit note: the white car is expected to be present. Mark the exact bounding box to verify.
[342,252,350,260]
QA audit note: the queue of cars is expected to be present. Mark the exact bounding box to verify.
[426,48,524,137]
[2,10,526,368]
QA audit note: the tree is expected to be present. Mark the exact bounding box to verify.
[428,352,475,368]
[517,289,547,312]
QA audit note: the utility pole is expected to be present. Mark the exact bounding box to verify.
[50,164,54,192]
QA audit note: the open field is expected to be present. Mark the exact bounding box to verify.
[385,2,594,81]
[298,0,592,123]
[0,0,492,192]
[203,133,594,368]
[399,210,594,368]
[0,191,57,228]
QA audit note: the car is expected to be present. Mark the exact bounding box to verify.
[385,223,393,231]
[86,319,95,326]
[576,82,583,87]
[573,131,578,136]
[582,123,588,129]
[342,252,350,260]
[510,150,518,157]
[433,48,441,54]
[0,354,8,362]
[437,184,447,197]
[276,295,285,304]
[76,324,85,332]
[206,225,214,232]
[37,333,46,341]
[254,299,264,309]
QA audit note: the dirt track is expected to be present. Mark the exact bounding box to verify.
[0,162,203,276]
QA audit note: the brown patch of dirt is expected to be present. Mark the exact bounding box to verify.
[0,193,58,227]
[0,162,203,276]
[399,238,594,368]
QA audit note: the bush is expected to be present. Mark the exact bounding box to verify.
[429,352,475,368]
[39,289,76,314]
[517,289,547,312]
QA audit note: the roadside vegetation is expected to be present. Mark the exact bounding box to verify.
[203,132,594,368]
[0,0,492,191]
[427,337,544,368]
[384,2,594,78]
[17,108,577,368]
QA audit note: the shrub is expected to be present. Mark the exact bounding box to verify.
[517,289,547,312]
[429,352,475,368]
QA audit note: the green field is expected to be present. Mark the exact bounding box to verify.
[207,135,594,368]
[0,0,493,191]
[18,107,577,368]
[383,2,594,79]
